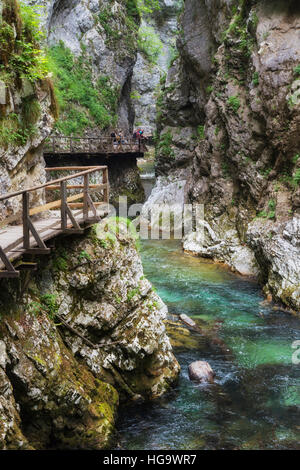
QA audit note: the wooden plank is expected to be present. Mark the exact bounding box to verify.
[29,193,84,216]
[45,166,104,172]
[45,184,106,191]
[68,202,107,209]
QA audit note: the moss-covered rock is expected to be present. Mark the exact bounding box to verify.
[0,222,179,448]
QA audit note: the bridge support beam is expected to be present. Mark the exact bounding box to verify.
[22,193,51,255]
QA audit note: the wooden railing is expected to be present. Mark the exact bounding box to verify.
[44,135,148,155]
[0,166,109,278]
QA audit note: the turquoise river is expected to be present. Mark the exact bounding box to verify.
[117,239,300,450]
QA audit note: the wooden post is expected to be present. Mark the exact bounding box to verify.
[60,180,67,231]
[0,247,20,278]
[23,191,50,254]
[83,174,89,221]
[23,192,30,249]
[103,168,109,204]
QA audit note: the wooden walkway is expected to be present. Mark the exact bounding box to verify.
[0,166,109,278]
[44,135,148,156]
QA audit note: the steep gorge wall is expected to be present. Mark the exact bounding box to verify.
[25,0,140,134]
[132,0,182,134]
[0,0,56,219]
[0,224,179,449]
[153,0,300,311]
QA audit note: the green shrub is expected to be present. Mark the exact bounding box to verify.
[293,65,300,76]
[268,199,276,211]
[157,131,175,158]
[227,95,241,113]
[138,25,163,64]
[197,125,205,140]
[48,42,118,135]
[293,169,300,186]
[40,294,59,319]
[252,71,259,86]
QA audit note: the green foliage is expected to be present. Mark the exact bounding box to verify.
[78,250,91,261]
[130,90,141,100]
[257,199,276,220]
[0,111,38,147]
[293,169,300,186]
[40,294,59,320]
[127,288,140,302]
[293,65,300,76]
[168,46,179,68]
[227,95,241,113]
[252,71,259,86]
[98,7,119,41]
[250,11,259,30]
[19,1,45,43]
[126,0,140,19]
[222,6,254,57]
[138,25,163,64]
[157,130,175,159]
[292,153,300,163]
[53,249,68,271]
[48,42,118,135]
[137,0,161,15]
[21,95,41,126]
[268,199,276,211]
[260,168,272,178]
[197,125,205,140]
[1,1,50,83]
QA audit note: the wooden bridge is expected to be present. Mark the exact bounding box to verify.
[0,166,109,278]
[44,135,148,157]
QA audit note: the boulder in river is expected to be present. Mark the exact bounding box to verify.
[179,314,197,328]
[188,361,215,384]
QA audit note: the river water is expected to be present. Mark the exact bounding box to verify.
[116,159,300,450]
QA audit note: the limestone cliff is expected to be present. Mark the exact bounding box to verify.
[132,0,182,134]
[0,0,56,219]
[0,222,179,449]
[25,0,140,134]
[152,0,300,311]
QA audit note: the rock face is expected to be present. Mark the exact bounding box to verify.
[25,0,139,133]
[152,0,300,310]
[0,223,179,449]
[188,361,214,384]
[0,0,56,219]
[131,0,182,134]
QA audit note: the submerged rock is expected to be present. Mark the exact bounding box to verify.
[188,361,215,384]
[179,314,197,328]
